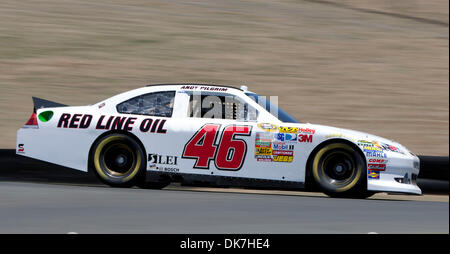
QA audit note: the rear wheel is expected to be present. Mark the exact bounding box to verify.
[91,133,146,187]
[311,142,372,198]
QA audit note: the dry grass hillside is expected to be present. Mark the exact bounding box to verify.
[0,0,448,155]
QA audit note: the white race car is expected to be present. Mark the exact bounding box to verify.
[16,83,421,198]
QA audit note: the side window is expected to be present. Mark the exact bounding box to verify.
[188,93,258,121]
[117,91,175,117]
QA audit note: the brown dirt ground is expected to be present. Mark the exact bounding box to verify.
[0,0,448,155]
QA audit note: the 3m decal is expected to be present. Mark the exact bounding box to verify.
[298,134,313,143]
[182,124,252,171]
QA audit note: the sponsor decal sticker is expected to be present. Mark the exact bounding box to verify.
[362,145,382,151]
[365,151,387,158]
[298,134,313,143]
[255,147,273,156]
[17,144,25,153]
[148,154,180,172]
[368,170,380,180]
[57,114,168,134]
[359,139,404,154]
[298,128,315,134]
[279,127,298,133]
[257,123,279,132]
[272,150,293,156]
[371,141,383,149]
[368,163,386,171]
[368,158,387,163]
[148,154,178,165]
[255,140,271,147]
[272,142,295,150]
[275,133,297,143]
[358,140,372,145]
[254,131,295,163]
[256,132,273,140]
[256,155,274,162]
[180,85,228,92]
[273,155,293,163]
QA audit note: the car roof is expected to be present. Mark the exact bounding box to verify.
[146,83,243,91]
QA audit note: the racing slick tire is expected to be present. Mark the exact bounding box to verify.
[311,142,374,198]
[91,133,146,188]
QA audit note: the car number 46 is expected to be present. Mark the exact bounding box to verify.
[182,124,252,171]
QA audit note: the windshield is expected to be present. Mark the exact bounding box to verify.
[245,92,299,123]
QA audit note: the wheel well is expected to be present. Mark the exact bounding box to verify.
[304,138,366,190]
[87,130,147,173]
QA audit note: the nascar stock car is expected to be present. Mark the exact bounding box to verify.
[16,83,421,198]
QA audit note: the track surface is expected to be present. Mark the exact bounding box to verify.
[0,181,447,234]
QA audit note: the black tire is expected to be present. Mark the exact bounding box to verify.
[311,142,372,198]
[91,133,146,187]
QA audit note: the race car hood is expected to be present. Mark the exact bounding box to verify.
[293,123,413,156]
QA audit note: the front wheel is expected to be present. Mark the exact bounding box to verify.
[311,142,372,198]
[91,133,146,187]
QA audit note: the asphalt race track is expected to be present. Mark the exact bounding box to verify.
[0,150,448,233]
[0,181,447,234]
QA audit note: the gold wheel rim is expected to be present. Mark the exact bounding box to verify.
[93,135,142,183]
[312,143,362,192]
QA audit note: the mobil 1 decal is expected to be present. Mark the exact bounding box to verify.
[255,126,298,163]
[182,124,252,171]
[57,113,167,134]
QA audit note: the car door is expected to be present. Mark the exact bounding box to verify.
[169,90,302,183]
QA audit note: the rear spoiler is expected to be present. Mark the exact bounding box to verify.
[32,97,67,111]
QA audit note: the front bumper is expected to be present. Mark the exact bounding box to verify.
[367,153,422,195]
